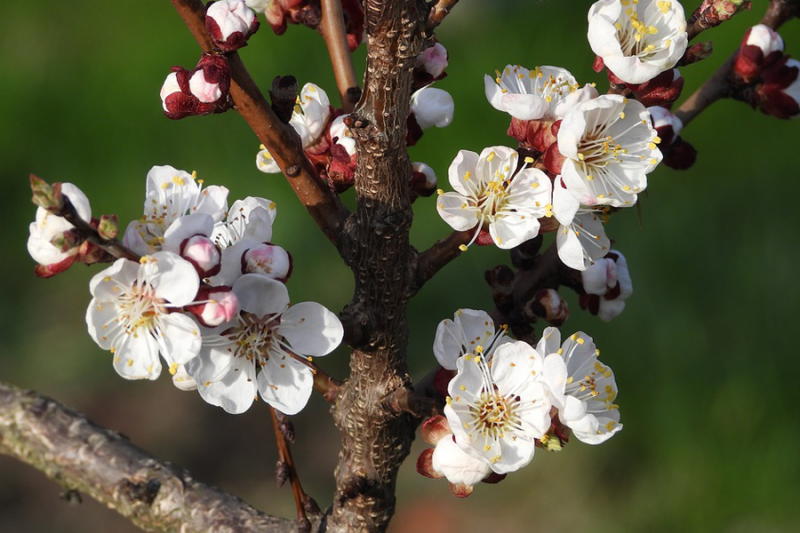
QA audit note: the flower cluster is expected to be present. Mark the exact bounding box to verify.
[80,165,342,415]
[418,310,621,496]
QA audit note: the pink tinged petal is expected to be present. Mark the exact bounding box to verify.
[279,302,343,357]
[447,150,480,196]
[147,252,200,306]
[257,356,313,415]
[501,93,547,121]
[233,274,289,316]
[421,415,452,446]
[198,290,240,327]
[156,312,202,365]
[189,70,222,103]
[212,239,253,286]
[182,235,221,274]
[449,483,474,498]
[195,185,230,222]
[437,192,480,232]
[243,243,291,280]
[416,448,443,479]
[186,344,237,385]
[198,358,257,414]
[162,213,215,253]
[112,333,161,381]
[432,436,493,485]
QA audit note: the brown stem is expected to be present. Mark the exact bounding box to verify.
[320,0,361,112]
[269,408,313,531]
[0,381,310,533]
[168,0,348,246]
[410,230,471,295]
[426,0,460,31]
[58,193,140,262]
[381,386,440,419]
[312,366,342,403]
[675,0,794,128]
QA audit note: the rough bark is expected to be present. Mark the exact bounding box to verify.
[0,381,311,533]
[330,1,428,531]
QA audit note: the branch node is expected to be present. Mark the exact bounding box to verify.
[120,478,162,506]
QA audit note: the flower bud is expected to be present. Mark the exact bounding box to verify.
[161,55,232,120]
[680,42,714,66]
[628,69,685,108]
[410,87,454,130]
[181,234,221,277]
[97,214,119,240]
[529,288,569,327]
[410,162,437,199]
[243,243,292,281]
[578,250,633,322]
[756,57,800,119]
[662,138,698,170]
[206,0,260,52]
[185,285,240,328]
[648,106,683,146]
[413,43,448,89]
[733,25,784,82]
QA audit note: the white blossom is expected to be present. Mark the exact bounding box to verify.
[187,274,343,415]
[258,83,331,173]
[539,328,622,444]
[558,95,662,208]
[445,341,551,474]
[123,166,229,256]
[433,308,511,371]
[27,183,91,266]
[211,196,276,249]
[436,146,552,250]
[588,0,688,84]
[86,252,202,381]
[484,64,598,121]
[330,115,356,156]
[416,43,449,79]
[581,250,633,321]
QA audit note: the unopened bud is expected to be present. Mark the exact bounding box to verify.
[680,42,714,66]
[756,57,800,120]
[530,288,569,326]
[579,251,633,322]
[485,265,515,314]
[50,230,83,253]
[161,55,232,120]
[206,0,260,52]
[97,214,119,240]
[243,243,292,281]
[410,162,437,199]
[410,87,454,130]
[648,106,683,146]
[185,286,240,327]
[30,175,63,211]
[627,69,684,108]
[275,460,289,488]
[413,43,448,89]
[733,24,785,83]
[182,235,221,277]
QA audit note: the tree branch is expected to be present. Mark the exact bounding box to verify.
[410,230,471,295]
[168,0,348,246]
[0,381,312,533]
[426,0,460,31]
[320,0,361,112]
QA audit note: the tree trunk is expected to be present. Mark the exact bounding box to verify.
[330,1,427,531]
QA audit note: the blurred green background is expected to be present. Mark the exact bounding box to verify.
[2,1,799,532]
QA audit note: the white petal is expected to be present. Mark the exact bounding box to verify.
[232,274,289,316]
[279,302,343,357]
[198,358,258,414]
[257,356,314,415]
[147,252,200,306]
[162,213,215,253]
[156,313,202,365]
[437,192,480,232]
[447,150,480,196]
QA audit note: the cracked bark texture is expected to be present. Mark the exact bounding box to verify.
[330,1,427,531]
[0,381,310,533]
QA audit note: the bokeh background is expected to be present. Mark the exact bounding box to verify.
[2,1,799,532]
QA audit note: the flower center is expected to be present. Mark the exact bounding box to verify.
[614,2,676,60]
[225,311,280,367]
[472,391,519,439]
[116,281,164,337]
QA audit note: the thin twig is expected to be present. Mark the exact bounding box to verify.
[312,365,342,403]
[426,0,460,31]
[762,0,800,29]
[410,229,471,295]
[168,0,348,246]
[269,407,314,531]
[382,386,440,419]
[320,0,361,112]
[0,381,306,533]
[56,192,140,262]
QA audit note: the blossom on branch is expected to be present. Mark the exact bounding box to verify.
[187,274,343,415]
[123,165,229,256]
[733,24,785,83]
[86,252,202,381]
[444,341,551,474]
[160,55,233,120]
[557,95,662,208]
[588,0,688,85]
[579,250,633,321]
[436,146,552,250]
[206,0,260,52]
[433,308,511,371]
[540,328,622,444]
